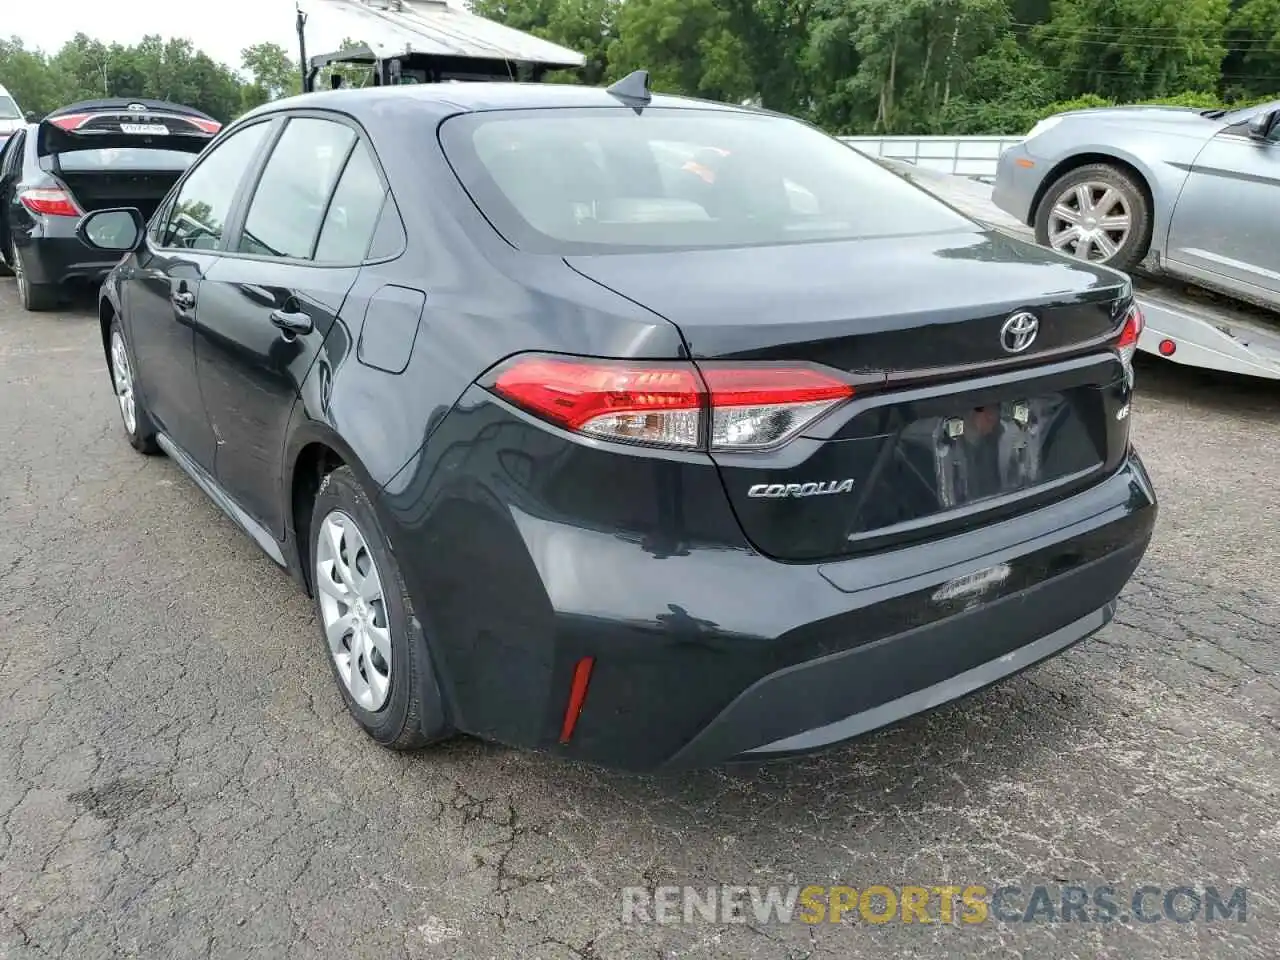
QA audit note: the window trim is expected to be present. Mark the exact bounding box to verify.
[217,108,405,269]
[149,116,282,255]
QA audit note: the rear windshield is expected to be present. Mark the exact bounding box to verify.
[439,108,973,254]
[0,97,19,120]
[56,148,196,171]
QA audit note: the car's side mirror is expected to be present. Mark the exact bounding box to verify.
[1247,110,1279,142]
[76,207,146,253]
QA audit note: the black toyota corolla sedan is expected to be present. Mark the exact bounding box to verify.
[77,75,1156,771]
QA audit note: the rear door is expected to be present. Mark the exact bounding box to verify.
[1165,110,1280,298]
[0,128,27,255]
[195,114,386,536]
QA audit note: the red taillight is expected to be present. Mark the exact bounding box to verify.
[489,355,854,451]
[189,117,222,134]
[18,187,81,217]
[49,113,92,131]
[1116,303,1144,349]
[492,356,704,447]
[1115,303,1144,367]
[702,366,854,450]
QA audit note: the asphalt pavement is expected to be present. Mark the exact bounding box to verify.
[1,275,1278,960]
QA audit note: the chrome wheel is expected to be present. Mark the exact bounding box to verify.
[110,329,137,435]
[315,510,392,711]
[1046,182,1132,262]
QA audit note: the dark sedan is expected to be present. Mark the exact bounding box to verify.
[0,98,219,310]
[76,74,1156,771]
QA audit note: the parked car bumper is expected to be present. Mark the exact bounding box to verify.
[16,227,121,287]
[992,143,1044,225]
[387,423,1157,772]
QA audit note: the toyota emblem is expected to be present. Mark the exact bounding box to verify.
[1000,311,1040,354]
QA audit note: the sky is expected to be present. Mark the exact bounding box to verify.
[3,0,469,73]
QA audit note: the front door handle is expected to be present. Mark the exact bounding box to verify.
[172,291,196,310]
[269,308,314,337]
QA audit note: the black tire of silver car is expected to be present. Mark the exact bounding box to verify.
[11,241,60,312]
[1034,164,1152,272]
[309,465,451,751]
[107,317,161,454]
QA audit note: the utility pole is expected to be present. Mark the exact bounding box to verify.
[296,4,309,93]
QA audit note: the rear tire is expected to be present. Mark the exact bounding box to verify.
[310,466,451,751]
[12,241,59,312]
[1034,163,1152,272]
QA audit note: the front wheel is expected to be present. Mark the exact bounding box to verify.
[310,466,451,750]
[108,319,160,454]
[1034,163,1152,272]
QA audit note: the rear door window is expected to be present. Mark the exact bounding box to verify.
[160,121,271,250]
[314,140,387,263]
[237,117,356,260]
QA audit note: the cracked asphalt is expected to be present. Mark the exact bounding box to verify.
[1,275,1278,960]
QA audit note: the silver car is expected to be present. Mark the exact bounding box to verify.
[993,101,1280,308]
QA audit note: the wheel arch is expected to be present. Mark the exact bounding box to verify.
[284,419,386,597]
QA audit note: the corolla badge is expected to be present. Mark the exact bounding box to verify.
[747,479,856,498]
[1000,311,1040,354]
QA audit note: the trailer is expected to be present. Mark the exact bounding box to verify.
[877,157,1280,380]
[294,0,585,92]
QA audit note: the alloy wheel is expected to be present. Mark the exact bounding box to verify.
[110,330,137,435]
[315,510,393,711]
[1046,182,1132,263]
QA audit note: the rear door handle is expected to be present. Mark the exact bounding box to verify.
[172,291,196,310]
[269,308,314,337]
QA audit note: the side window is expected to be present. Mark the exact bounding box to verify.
[314,141,387,263]
[161,122,270,250]
[237,118,355,259]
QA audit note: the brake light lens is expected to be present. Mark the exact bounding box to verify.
[48,113,92,131]
[189,117,222,134]
[702,366,854,450]
[1115,302,1144,367]
[18,187,81,217]
[489,355,854,451]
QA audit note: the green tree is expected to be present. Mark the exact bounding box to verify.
[1035,0,1231,101]
[606,0,753,101]
[241,42,301,111]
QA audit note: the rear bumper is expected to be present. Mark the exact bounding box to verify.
[390,414,1157,771]
[16,232,119,287]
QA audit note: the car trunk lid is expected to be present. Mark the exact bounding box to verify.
[565,230,1134,561]
[36,101,219,159]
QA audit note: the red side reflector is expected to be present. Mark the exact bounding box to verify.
[1159,338,1176,356]
[558,656,595,744]
[18,188,81,217]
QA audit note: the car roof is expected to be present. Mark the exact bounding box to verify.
[251,82,753,120]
